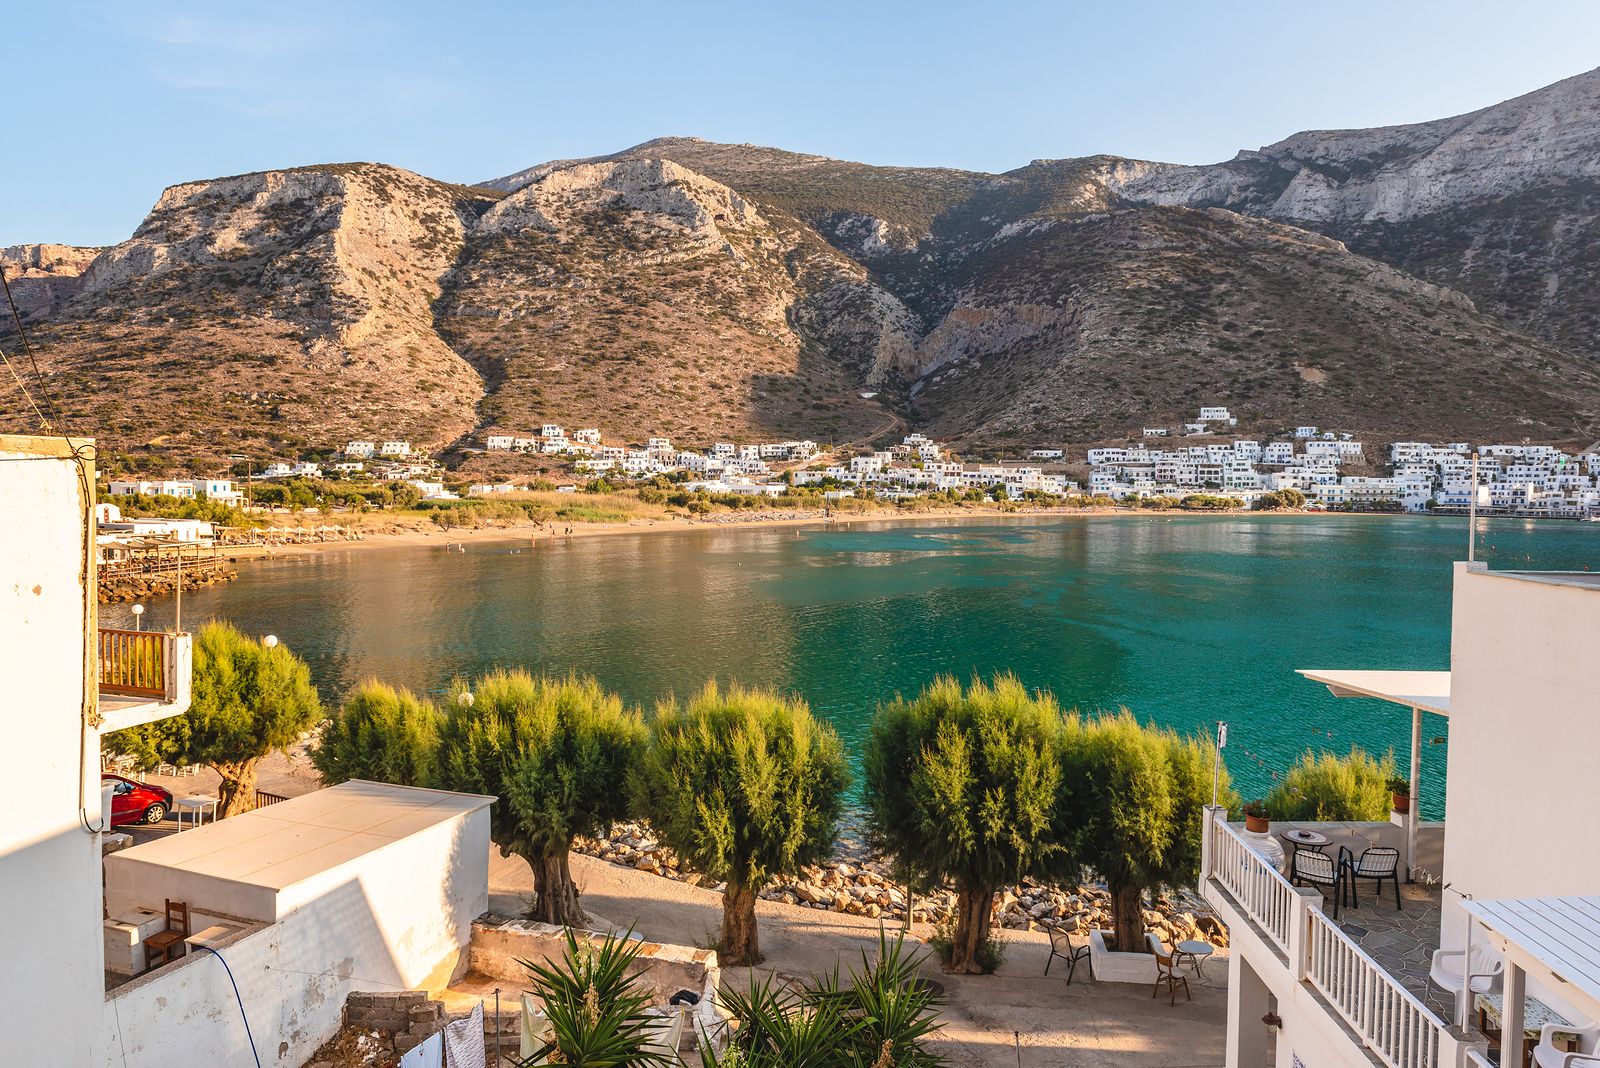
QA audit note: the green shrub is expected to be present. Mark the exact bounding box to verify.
[1264,747,1395,822]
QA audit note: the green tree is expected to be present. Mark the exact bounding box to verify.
[1061,712,1223,953]
[109,621,322,817]
[864,675,1068,974]
[313,680,442,787]
[1264,747,1394,822]
[436,671,645,926]
[631,682,849,966]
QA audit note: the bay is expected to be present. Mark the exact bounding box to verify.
[109,514,1600,817]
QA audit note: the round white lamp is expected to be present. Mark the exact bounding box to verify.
[130,603,145,631]
[458,691,475,708]
[263,634,279,648]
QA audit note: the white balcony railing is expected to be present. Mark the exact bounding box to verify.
[1202,810,1455,1068]
[1207,812,1296,953]
[1307,908,1447,1068]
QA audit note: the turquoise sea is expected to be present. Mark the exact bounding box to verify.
[108,514,1600,818]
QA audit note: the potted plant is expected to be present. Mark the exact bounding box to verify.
[1243,799,1271,834]
[1388,777,1411,815]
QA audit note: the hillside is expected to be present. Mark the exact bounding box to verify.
[1106,66,1600,360]
[6,68,1600,463]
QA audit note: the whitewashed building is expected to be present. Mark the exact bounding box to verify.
[1203,562,1600,1068]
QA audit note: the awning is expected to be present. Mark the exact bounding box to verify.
[1464,896,1600,1014]
[1294,669,1451,716]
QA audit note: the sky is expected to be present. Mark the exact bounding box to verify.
[7,1,1599,247]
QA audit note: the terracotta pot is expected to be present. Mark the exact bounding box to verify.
[1392,792,1411,815]
[1245,813,1270,834]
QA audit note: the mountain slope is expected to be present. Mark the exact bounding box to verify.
[8,69,1600,461]
[1107,67,1600,358]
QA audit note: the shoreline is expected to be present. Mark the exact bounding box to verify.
[219,504,1346,567]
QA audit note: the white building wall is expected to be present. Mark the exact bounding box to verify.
[1441,564,1600,951]
[0,435,106,1068]
[103,803,491,1067]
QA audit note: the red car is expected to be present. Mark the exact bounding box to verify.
[103,774,173,827]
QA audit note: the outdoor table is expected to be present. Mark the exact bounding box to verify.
[1280,828,1331,866]
[1476,991,1578,1068]
[175,795,218,832]
[1175,939,1215,979]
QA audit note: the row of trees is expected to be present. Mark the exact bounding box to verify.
[317,670,1227,974]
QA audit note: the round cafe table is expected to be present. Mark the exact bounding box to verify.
[1281,828,1331,866]
[1176,939,1216,980]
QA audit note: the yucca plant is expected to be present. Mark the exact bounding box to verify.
[704,975,861,1068]
[516,928,668,1067]
[708,933,946,1068]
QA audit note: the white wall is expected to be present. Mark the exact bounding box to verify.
[1442,565,1600,944]
[0,436,106,1068]
[103,807,489,1067]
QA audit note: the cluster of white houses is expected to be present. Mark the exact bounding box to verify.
[1086,437,1600,516]
[792,434,1078,499]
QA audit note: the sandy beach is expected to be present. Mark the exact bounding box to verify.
[219,503,1326,567]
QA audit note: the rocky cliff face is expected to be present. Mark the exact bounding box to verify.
[8,68,1600,459]
[1106,67,1600,359]
[1,243,101,320]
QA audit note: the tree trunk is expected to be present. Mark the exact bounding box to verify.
[529,849,586,927]
[720,882,761,965]
[212,759,259,819]
[946,884,996,974]
[1109,880,1146,954]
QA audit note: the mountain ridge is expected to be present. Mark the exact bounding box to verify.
[6,69,1600,465]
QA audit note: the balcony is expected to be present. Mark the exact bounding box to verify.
[1201,810,1465,1068]
[98,627,192,732]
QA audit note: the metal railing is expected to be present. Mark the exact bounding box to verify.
[98,628,168,697]
[1306,907,1450,1068]
[253,790,289,810]
[1208,815,1297,953]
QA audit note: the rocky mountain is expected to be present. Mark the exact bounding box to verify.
[5,68,1600,464]
[1,244,99,320]
[1105,66,1600,360]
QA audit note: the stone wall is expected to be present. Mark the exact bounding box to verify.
[470,915,719,1006]
[342,991,444,1056]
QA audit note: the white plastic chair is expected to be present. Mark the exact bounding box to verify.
[1533,1020,1600,1068]
[1428,944,1503,1021]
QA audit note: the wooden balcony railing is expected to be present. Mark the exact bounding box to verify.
[98,628,169,698]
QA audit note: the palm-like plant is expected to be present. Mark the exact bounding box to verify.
[709,933,946,1068]
[516,928,669,1067]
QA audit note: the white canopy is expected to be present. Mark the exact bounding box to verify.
[1294,669,1452,717]
[1465,895,1600,1015]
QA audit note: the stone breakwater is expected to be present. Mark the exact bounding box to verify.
[575,821,1227,949]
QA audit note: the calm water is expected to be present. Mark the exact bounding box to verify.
[110,514,1600,817]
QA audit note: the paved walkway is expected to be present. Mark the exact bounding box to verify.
[1336,880,1453,1019]
[489,852,1229,1068]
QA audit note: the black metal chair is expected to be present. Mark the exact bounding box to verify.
[1341,846,1402,911]
[1045,926,1091,983]
[1290,848,1344,917]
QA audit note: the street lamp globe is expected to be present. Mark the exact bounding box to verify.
[263,634,279,648]
[458,691,475,708]
[130,604,145,631]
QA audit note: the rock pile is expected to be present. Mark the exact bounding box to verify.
[574,821,1226,948]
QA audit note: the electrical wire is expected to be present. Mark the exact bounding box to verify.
[195,945,264,1068]
[0,261,62,429]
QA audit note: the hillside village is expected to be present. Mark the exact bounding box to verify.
[100,403,1600,524]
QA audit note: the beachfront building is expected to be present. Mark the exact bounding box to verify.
[4,433,497,1068]
[1201,562,1600,1068]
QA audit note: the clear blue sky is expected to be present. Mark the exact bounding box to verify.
[8,1,1598,246]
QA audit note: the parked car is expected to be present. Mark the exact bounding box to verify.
[102,773,173,826]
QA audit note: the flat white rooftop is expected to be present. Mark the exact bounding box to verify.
[105,780,494,921]
[1296,668,1452,716]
